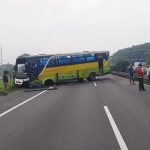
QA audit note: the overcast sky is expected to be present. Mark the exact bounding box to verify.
[0,0,150,64]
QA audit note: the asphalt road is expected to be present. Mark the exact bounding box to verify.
[0,74,150,150]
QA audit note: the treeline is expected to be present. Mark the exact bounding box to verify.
[111,43,150,64]
[0,63,14,77]
[111,59,130,72]
[0,53,30,77]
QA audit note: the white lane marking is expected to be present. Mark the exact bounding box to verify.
[0,90,47,118]
[104,106,128,150]
[94,82,97,86]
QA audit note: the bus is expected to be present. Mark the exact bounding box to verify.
[14,51,110,86]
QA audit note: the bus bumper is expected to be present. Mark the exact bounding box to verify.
[15,78,29,85]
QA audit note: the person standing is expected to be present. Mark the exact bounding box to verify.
[147,65,150,84]
[136,63,146,91]
[3,71,9,95]
[128,64,135,85]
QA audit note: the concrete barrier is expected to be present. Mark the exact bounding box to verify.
[111,71,149,85]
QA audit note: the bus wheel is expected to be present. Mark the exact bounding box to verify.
[44,79,54,86]
[87,72,96,81]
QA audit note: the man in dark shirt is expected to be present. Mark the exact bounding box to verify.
[128,65,135,85]
[3,71,8,95]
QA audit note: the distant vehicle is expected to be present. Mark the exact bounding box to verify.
[14,51,110,86]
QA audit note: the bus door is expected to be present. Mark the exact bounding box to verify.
[27,58,39,80]
[96,54,103,75]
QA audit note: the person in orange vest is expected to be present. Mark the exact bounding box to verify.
[136,63,146,91]
[3,70,9,95]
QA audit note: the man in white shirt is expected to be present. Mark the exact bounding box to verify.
[147,65,150,84]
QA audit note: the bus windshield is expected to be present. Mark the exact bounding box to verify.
[15,57,39,73]
[14,58,27,73]
[17,64,25,73]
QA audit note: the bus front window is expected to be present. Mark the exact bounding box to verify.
[17,64,26,73]
[15,58,27,73]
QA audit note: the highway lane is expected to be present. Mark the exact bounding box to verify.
[0,89,45,114]
[96,75,150,150]
[0,75,150,149]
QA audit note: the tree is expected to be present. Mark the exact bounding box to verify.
[115,59,130,72]
[0,64,14,76]
[111,42,150,64]
[146,54,150,66]
[110,65,117,71]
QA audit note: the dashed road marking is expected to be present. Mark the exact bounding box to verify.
[104,106,128,150]
[94,82,97,86]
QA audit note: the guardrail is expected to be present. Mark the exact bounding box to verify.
[111,71,149,85]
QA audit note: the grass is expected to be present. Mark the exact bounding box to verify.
[0,79,21,95]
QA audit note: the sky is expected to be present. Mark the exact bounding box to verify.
[0,0,150,64]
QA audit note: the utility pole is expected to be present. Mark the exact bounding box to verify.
[0,45,2,65]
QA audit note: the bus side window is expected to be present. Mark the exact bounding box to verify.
[48,57,57,67]
[33,63,38,68]
[102,53,108,61]
[58,56,71,65]
[72,55,85,63]
[85,54,95,62]
[79,57,85,62]
[39,57,49,66]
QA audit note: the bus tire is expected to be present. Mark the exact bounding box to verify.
[44,79,54,86]
[87,72,96,81]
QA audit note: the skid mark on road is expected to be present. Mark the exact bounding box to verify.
[104,106,128,150]
[0,90,47,118]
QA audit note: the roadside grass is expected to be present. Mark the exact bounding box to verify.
[0,79,21,96]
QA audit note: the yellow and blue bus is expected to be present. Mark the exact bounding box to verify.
[14,51,110,86]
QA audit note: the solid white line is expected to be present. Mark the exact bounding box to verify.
[104,106,128,150]
[0,90,47,118]
[94,82,97,86]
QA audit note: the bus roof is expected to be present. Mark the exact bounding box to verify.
[17,51,109,59]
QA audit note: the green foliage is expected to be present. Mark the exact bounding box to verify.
[30,79,43,88]
[110,65,116,71]
[0,63,14,76]
[111,43,150,64]
[3,69,9,73]
[0,79,19,95]
[114,59,130,72]
[146,55,150,66]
